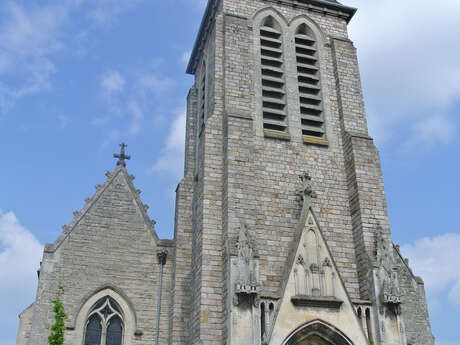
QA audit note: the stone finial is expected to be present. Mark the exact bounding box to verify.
[73,211,80,217]
[129,174,135,181]
[62,225,69,232]
[296,172,317,200]
[95,184,102,190]
[157,250,168,265]
[151,219,157,226]
[84,198,91,203]
[105,171,112,178]
[113,142,131,167]
[136,189,142,195]
[143,204,149,211]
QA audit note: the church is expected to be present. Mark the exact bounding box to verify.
[17,0,435,344]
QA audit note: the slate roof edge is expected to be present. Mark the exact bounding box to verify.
[186,0,357,75]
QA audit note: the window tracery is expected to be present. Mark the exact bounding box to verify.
[84,296,124,345]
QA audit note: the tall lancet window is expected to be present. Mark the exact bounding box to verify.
[295,24,325,144]
[84,296,124,345]
[260,16,288,138]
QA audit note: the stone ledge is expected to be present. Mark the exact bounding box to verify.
[264,129,291,141]
[303,136,329,147]
[227,112,253,121]
[346,131,373,141]
[291,295,343,309]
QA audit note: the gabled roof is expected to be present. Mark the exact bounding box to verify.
[186,0,357,74]
[45,165,172,253]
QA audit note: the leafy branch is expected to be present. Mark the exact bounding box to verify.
[48,285,68,345]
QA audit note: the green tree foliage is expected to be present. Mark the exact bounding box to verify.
[48,285,68,345]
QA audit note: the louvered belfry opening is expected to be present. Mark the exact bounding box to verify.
[295,24,325,144]
[260,16,288,138]
[199,61,206,135]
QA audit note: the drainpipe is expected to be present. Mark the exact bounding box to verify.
[155,250,168,345]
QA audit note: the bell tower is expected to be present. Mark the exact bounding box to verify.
[14,1,436,344]
[170,1,435,345]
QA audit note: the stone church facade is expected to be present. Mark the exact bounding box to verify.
[17,0,435,345]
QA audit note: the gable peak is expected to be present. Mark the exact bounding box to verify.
[47,160,158,253]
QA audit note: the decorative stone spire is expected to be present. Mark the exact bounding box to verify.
[113,142,131,167]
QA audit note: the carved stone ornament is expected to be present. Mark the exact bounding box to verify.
[292,214,340,306]
[296,173,317,200]
[375,225,402,315]
[233,224,259,306]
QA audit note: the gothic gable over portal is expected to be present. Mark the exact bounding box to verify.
[267,181,368,345]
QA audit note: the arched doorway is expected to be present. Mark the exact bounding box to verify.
[282,320,354,345]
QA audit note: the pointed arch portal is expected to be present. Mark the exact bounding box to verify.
[282,320,354,345]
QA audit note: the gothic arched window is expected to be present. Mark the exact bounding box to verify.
[84,296,124,345]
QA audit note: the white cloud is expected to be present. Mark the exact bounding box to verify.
[0,0,151,114]
[0,2,68,113]
[137,73,175,98]
[100,128,121,150]
[101,70,125,96]
[405,115,456,149]
[151,108,186,178]
[86,0,148,26]
[401,233,460,305]
[97,67,175,143]
[181,50,192,65]
[0,210,43,339]
[347,0,460,146]
[128,101,144,135]
[100,70,126,115]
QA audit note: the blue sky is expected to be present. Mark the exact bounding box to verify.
[0,0,459,344]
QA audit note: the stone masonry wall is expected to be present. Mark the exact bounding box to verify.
[221,0,362,301]
[331,36,391,300]
[395,248,435,345]
[168,87,197,345]
[189,10,226,343]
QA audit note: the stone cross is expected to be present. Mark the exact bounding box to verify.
[113,142,131,167]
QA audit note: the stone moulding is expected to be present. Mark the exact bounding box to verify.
[291,295,343,309]
[235,283,260,295]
